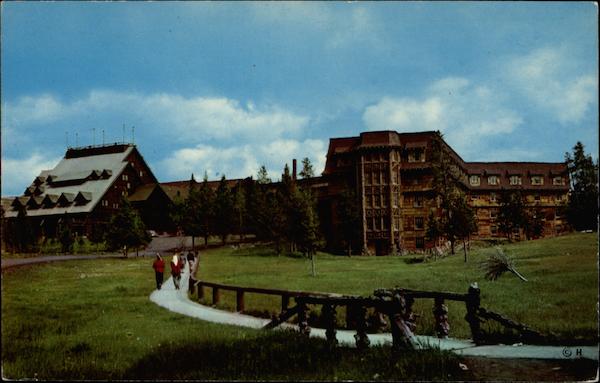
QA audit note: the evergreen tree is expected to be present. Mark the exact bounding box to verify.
[232,183,247,240]
[497,189,528,241]
[336,187,362,256]
[6,204,35,253]
[58,213,74,254]
[524,207,545,240]
[257,165,271,184]
[449,194,477,262]
[105,198,150,257]
[565,142,598,231]
[197,172,216,247]
[214,175,234,245]
[294,187,322,276]
[299,157,315,179]
[425,210,443,256]
[429,132,464,254]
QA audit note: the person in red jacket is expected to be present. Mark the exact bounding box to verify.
[170,254,181,290]
[152,253,165,290]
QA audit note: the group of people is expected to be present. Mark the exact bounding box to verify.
[152,250,198,290]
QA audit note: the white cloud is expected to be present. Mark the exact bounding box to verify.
[250,3,386,51]
[363,77,523,157]
[159,139,327,182]
[505,47,598,123]
[3,90,309,143]
[1,154,61,196]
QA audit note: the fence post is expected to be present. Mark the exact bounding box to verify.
[188,277,196,295]
[282,294,290,312]
[433,297,449,338]
[197,282,204,300]
[297,299,311,336]
[322,304,337,346]
[465,282,483,344]
[236,290,245,313]
[212,287,220,306]
[389,293,416,352]
[354,305,370,349]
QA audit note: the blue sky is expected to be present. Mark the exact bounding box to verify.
[1,1,598,196]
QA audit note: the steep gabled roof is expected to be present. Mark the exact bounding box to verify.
[4,144,136,218]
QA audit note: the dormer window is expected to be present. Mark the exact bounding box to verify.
[488,175,499,185]
[509,175,522,185]
[408,149,424,163]
[552,176,565,185]
[531,176,544,185]
[469,175,480,186]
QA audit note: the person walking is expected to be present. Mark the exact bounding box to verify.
[186,251,195,272]
[152,253,165,290]
[170,254,181,290]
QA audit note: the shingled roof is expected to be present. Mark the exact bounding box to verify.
[4,145,137,218]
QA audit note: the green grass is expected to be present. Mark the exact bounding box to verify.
[1,256,461,380]
[195,233,598,341]
[1,232,597,380]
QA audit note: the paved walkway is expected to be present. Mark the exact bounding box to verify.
[151,268,598,361]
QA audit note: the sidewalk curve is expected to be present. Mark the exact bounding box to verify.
[150,268,598,361]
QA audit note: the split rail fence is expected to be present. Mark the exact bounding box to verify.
[190,278,546,350]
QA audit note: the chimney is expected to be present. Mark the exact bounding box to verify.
[292,159,297,181]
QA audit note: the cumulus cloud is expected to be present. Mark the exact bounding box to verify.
[159,139,327,182]
[1,154,61,196]
[4,90,309,143]
[505,47,598,123]
[363,77,523,157]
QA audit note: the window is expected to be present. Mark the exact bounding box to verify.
[415,237,425,249]
[392,193,398,207]
[121,191,127,197]
[490,210,497,219]
[471,194,479,200]
[534,194,541,201]
[127,183,131,189]
[382,194,388,207]
[531,176,544,185]
[488,175,499,185]
[366,195,372,207]
[469,175,480,186]
[490,192,497,202]
[394,217,400,231]
[374,194,380,207]
[382,217,387,230]
[122,174,128,181]
[367,217,373,231]
[491,225,498,235]
[102,200,108,207]
[373,172,379,185]
[553,177,565,185]
[509,175,522,185]
[408,149,424,163]
[374,217,381,230]
[139,171,144,177]
[413,195,423,208]
[415,217,424,230]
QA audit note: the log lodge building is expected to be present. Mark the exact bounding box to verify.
[2,130,570,255]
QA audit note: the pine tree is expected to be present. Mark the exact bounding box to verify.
[299,157,315,179]
[257,165,271,184]
[197,172,216,247]
[105,198,150,257]
[565,142,598,231]
[232,183,247,240]
[497,189,528,241]
[214,175,234,245]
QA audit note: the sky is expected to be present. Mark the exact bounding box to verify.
[1,1,598,197]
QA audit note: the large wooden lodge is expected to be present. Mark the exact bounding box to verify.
[2,130,570,254]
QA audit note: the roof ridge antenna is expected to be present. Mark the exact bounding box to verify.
[131,126,135,145]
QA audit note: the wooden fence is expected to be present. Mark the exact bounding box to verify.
[190,278,547,349]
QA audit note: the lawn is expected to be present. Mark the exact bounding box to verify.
[194,232,598,341]
[1,232,597,380]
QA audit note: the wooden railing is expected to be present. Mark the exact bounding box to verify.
[189,278,547,349]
